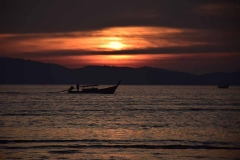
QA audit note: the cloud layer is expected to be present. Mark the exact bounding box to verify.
[1,0,240,74]
[1,0,240,33]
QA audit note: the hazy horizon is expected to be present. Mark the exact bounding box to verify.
[2,56,240,76]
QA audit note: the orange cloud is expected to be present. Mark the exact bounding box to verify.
[0,26,207,54]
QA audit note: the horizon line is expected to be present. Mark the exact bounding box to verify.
[1,56,240,75]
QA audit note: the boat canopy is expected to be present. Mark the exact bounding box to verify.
[80,84,98,88]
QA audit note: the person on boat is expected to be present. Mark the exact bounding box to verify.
[76,83,79,91]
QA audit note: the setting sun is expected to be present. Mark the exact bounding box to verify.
[108,41,124,50]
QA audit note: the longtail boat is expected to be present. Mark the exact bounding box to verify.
[218,83,229,89]
[68,80,121,94]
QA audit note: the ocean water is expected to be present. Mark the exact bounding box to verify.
[0,85,240,160]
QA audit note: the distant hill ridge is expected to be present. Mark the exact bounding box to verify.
[1,57,240,85]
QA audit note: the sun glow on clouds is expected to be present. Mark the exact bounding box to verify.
[0,26,203,54]
[73,54,142,67]
[0,26,212,71]
[38,54,171,68]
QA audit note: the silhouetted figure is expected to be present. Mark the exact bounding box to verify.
[76,83,79,91]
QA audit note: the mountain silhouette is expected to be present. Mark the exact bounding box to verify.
[1,57,239,85]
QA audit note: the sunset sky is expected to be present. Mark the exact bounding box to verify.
[1,0,240,74]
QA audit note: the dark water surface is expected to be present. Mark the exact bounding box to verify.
[0,85,240,159]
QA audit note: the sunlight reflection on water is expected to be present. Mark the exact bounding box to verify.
[0,85,240,159]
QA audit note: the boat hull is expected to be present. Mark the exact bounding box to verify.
[68,81,121,94]
[218,84,229,89]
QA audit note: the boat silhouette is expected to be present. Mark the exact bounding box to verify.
[218,83,229,89]
[68,80,121,94]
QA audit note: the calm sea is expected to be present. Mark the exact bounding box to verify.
[0,85,240,159]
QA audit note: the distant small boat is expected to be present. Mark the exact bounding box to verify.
[218,83,229,89]
[68,80,121,94]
